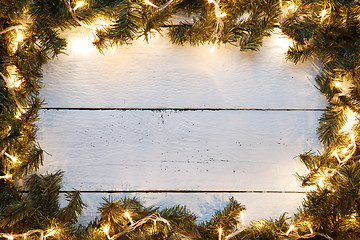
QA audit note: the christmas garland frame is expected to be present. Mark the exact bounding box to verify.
[1,0,360,239]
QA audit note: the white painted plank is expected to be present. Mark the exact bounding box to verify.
[38,110,322,191]
[41,28,326,109]
[59,192,305,224]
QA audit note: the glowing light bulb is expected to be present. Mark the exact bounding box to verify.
[305,221,313,234]
[111,46,116,54]
[10,80,22,88]
[145,0,158,8]
[320,10,327,18]
[350,133,355,143]
[44,229,57,238]
[208,0,215,3]
[287,4,295,10]
[15,30,24,42]
[218,12,226,18]
[342,147,349,154]
[15,111,22,119]
[240,211,245,226]
[332,151,341,163]
[72,37,93,53]
[73,1,85,11]
[286,224,295,235]
[5,235,14,240]
[218,227,223,240]
[5,153,17,163]
[334,82,342,88]
[210,45,216,53]
[0,174,12,180]
[103,224,110,236]
[124,211,134,224]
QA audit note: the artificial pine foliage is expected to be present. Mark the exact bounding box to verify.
[2,0,360,239]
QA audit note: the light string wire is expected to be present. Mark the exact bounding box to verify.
[0,228,57,240]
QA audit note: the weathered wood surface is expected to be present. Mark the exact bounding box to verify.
[39,28,326,223]
[38,110,321,191]
[41,28,327,109]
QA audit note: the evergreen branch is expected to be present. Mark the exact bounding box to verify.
[0,25,26,35]
[285,232,334,240]
[94,1,142,51]
[0,71,23,112]
[317,104,348,146]
[58,190,86,226]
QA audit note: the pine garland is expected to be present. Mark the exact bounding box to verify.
[1,0,360,239]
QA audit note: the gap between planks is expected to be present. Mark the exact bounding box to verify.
[21,190,308,193]
[41,107,326,111]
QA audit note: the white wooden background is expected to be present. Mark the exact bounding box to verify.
[37,27,327,224]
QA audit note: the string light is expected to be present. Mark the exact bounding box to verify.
[15,30,24,42]
[287,4,295,10]
[286,224,295,235]
[210,45,216,53]
[334,81,343,89]
[9,80,22,88]
[44,229,57,238]
[218,12,226,18]
[15,110,22,119]
[102,224,110,238]
[124,211,134,224]
[320,9,327,18]
[110,46,116,54]
[0,174,12,180]
[1,229,57,240]
[305,221,313,234]
[4,152,17,163]
[145,0,159,8]
[73,1,85,11]
[5,235,14,240]
[218,227,223,240]
[240,211,245,227]
[208,0,226,41]
[144,0,174,11]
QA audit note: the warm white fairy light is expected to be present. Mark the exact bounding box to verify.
[73,1,85,11]
[145,0,159,8]
[4,152,17,163]
[320,9,327,18]
[332,151,341,164]
[208,0,226,41]
[15,30,24,42]
[44,229,57,238]
[304,221,313,234]
[124,211,134,224]
[240,211,245,227]
[9,80,22,88]
[15,110,22,119]
[210,45,216,53]
[341,107,358,134]
[1,229,58,240]
[0,174,12,180]
[286,224,295,235]
[5,235,14,240]
[218,12,226,18]
[111,46,116,54]
[103,224,110,238]
[334,81,343,89]
[218,227,223,240]
[287,4,295,10]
